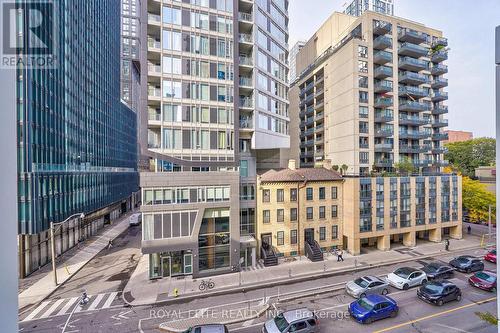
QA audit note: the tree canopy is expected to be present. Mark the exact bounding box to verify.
[462,176,496,223]
[445,138,495,177]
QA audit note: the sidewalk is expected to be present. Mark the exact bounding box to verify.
[18,211,136,312]
[124,234,485,307]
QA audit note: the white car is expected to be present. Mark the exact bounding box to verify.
[386,267,427,290]
[129,213,142,226]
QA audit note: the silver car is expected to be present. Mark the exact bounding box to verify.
[345,275,390,298]
[263,308,318,333]
[183,324,228,333]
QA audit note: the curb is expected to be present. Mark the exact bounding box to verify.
[122,244,484,307]
[18,211,136,315]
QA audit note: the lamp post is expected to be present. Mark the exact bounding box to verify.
[50,212,85,286]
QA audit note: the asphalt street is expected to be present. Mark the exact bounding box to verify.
[18,227,497,333]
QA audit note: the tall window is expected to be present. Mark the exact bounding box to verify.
[263,210,270,223]
[240,160,248,177]
[290,188,297,201]
[331,186,338,199]
[262,189,270,202]
[331,205,338,218]
[277,209,284,222]
[290,208,297,221]
[358,45,368,58]
[291,230,297,244]
[319,187,325,200]
[306,207,313,220]
[319,206,326,219]
[306,187,313,200]
[276,189,284,202]
[319,227,326,241]
[277,231,284,246]
[332,225,338,239]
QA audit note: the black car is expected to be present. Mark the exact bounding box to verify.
[421,262,454,280]
[449,255,484,273]
[417,280,461,306]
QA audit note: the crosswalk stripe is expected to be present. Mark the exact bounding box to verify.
[102,292,118,309]
[56,297,79,316]
[23,301,51,321]
[39,299,65,319]
[87,294,105,311]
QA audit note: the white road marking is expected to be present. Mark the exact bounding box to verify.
[87,293,105,311]
[102,292,118,309]
[39,299,65,319]
[56,297,79,316]
[23,301,51,322]
[435,324,473,332]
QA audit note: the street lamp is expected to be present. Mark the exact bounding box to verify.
[50,212,85,286]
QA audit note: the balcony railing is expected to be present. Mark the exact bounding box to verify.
[374,159,394,167]
[399,100,429,112]
[398,29,427,44]
[431,90,448,102]
[148,87,161,97]
[240,117,253,129]
[239,76,253,87]
[374,50,393,64]
[148,13,161,23]
[239,56,253,66]
[398,71,428,84]
[431,77,448,89]
[432,37,448,48]
[431,146,448,154]
[374,80,393,93]
[374,97,393,108]
[239,33,253,43]
[375,128,394,137]
[148,39,161,49]
[374,65,393,79]
[399,130,431,139]
[412,159,431,167]
[148,64,161,74]
[431,50,448,63]
[239,97,253,108]
[238,12,253,22]
[432,132,449,140]
[398,42,429,57]
[398,56,428,70]
[375,143,393,151]
[399,115,430,126]
[399,85,428,98]
[399,144,431,153]
[431,64,448,75]
[432,119,448,127]
[373,20,392,35]
[375,110,394,122]
[373,35,392,50]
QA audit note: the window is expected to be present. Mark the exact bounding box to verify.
[332,225,338,239]
[359,121,368,133]
[319,187,325,200]
[263,210,270,223]
[359,106,368,118]
[359,91,368,103]
[290,208,297,221]
[358,75,368,88]
[240,160,248,177]
[306,188,313,200]
[360,152,369,164]
[291,230,297,244]
[276,189,284,202]
[358,45,368,58]
[331,205,338,218]
[358,60,368,73]
[163,6,181,25]
[277,231,284,246]
[290,188,297,201]
[319,206,326,219]
[331,186,338,199]
[359,137,369,148]
[262,189,270,202]
[306,207,313,220]
[277,209,284,222]
[319,227,326,241]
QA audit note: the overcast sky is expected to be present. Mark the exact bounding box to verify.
[289,0,498,138]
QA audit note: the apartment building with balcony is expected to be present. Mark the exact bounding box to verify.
[290,11,449,175]
[142,0,290,279]
[343,0,394,17]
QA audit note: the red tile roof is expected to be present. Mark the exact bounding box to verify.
[259,168,343,182]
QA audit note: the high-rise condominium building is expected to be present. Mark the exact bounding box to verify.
[142,0,289,279]
[290,11,449,175]
[17,0,139,277]
[289,40,306,82]
[343,0,394,17]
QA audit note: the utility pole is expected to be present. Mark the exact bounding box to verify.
[488,205,492,247]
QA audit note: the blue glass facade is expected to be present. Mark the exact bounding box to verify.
[17,0,138,234]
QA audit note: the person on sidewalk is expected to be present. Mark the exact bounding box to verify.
[107,239,113,249]
[337,248,344,262]
[467,225,472,235]
[444,238,450,251]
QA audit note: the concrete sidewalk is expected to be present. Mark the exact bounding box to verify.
[18,211,136,311]
[123,235,485,307]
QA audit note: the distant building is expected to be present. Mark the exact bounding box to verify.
[343,0,394,17]
[475,166,496,194]
[444,130,473,144]
[289,41,306,82]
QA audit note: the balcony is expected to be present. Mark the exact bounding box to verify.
[431,146,448,154]
[432,105,448,115]
[399,85,428,98]
[374,80,393,93]
[432,119,448,127]
[431,90,448,102]
[373,35,393,50]
[431,77,448,89]
[239,33,253,44]
[239,117,253,129]
[398,42,429,57]
[302,139,314,146]
[399,100,429,112]
[147,38,161,50]
[412,159,431,167]
[148,13,161,24]
[375,128,394,137]
[398,71,428,85]
[432,37,448,48]
[399,145,431,154]
[375,143,394,152]
[398,29,428,44]
[148,86,161,98]
[374,97,393,108]
[239,76,253,88]
[373,20,392,35]
[432,160,450,167]
[374,159,394,167]
[431,50,448,63]
[398,115,430,126]
[431,64,448,75]
[375,110,394,122]
[239,56,253,67]
[432,132,449,140]
[374,65,393,79]
[239,97,253,108]
[315,88,324,97]
[315,112,324,121]
[399,130,431,139]
[398,57,428,71]
[315,100,324,110]
[373,50,393,65]
[238,12,253,22]
[148,63,161,75]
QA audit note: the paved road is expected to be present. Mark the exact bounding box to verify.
[19,242,497,333]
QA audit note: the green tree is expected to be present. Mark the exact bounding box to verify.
[332,165,339,171]
[445,138,495,177]
[394,157,416,175]
[462,176,496,223]
[341,164,348,175]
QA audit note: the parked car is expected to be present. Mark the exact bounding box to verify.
[183,324,229,333]
[348,294,398,324]
[386,267,427,290]
[484,249,497,264]
[420,262,454,280]
[449,255,484,273]
[468,270,497,292]
[417,280,462,306]
[345,276,390,298]
[129,213,142,226]
[262,308,318,333]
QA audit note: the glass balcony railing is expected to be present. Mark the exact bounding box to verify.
[398,42,429,57]
[432,37,448,47]
[431,50,448,63]
[374,50,393,64]
[432,105,448,114]
[431,90,448,102]
[239,97,253,108]
[399,144,431,153]
[431,119,448,127]
[374,66,393,78]
[373,20,392,35]
[374,159,394,167]
[431,64,448,75]
[399,100,429,112]
[239,117,253,129]
[239,33,253,43]
[399,115,430,125]
[398,56,428,70]
[375,110,394,122]
[373,35,392,50]
[148,39,161,49]
[238,12,253,22]
[148,13,161,23]
[148,87,161,97]
[399,130,431,139]
[432,132,449,140]
[375,128,394,137]
[239,56,253,66]
[398,71,428,84]
[431,77,448,88]
[374,80,393,93]
[239,76,253,87]
[375,143,394,151]
[374,97,393,108]
[399,86,428,98]
[398,29,427,43]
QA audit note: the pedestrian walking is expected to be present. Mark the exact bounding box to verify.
[444,238,450,251]
[467,225,472,235]
[107,239,113,249]
[337,248,344,262]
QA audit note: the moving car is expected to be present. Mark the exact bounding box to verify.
[386,267,427,290]
[484,249,497,263]
[417,280,462,306]
[263,308,318,333]
[420,262,454,280]
[449,255,484,273]
[468,270,497,292]
[345,276,389,298]
[183,324,229,333]
[348,294,398,324]
[129,213,142,226]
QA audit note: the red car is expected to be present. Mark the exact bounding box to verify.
[484,249,496,263]
[469,270,497,292]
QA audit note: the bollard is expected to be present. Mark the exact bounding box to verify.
[173,288,179,298]
[288,268,292,278]
[323,263,326,272]
[64,264,71,276]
